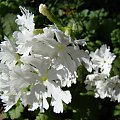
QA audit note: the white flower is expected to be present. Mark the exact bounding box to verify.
[85,73,120,102]
[44,80,71,113]
[30,26,86,87]
[13,6,35,56]
[94,75,120,102]
[84,44,120,103]
[20,55,72,112]
[51,27,92,72]
[67,48,92,72]
[106,76,120,102]
[0,63,10,91]
[94,80,110,99]
[90,44,116,76]
[0,5,88,113]
[85,73,110,99]
[1,92,21,112]
[0,37,18,67]
[16,6,35,31]
[85,73,107,90]
[46,26,84,73]
[56,66,77,87]
[0,64,39,111]
[21,84,48,112]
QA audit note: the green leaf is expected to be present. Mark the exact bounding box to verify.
[35,113,48,120]
[8,101,24,119]
[1,13,17,39]
[114,104,120,116]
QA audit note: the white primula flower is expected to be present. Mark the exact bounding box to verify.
[21,83,48,112]
[35,26,77,72]
[16,6,35,31]
[29,27,56,57]
[85,73,110,99]
[0,37,19,67]
[85,73,120,102]
[31,26,84,87]
[85,73,107,90]
[44,80,71,113]
[67,48,92,72]
[90,44,116,76]
[0,5,89,113]
[51,26,92,73]
[1,92,21,112]
[95,75,120,102]
[43,26,81,72]
[56,65,77,87]
[0,63,10,91]
[9,64,38,91]
[94,79,110,99]
[21,55,72,112]
[106,76,120,102]
[0,64,39,112]
[13,30,35,56]
[0,64,21,111]
[13,6,35,56]
[84,44,120,103]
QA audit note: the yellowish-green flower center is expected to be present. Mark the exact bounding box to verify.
[57,44,65,51]
[15,53,23,66]
[41,76,47,81]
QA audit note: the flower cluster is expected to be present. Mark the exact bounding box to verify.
[0,6,91,113]
[85,45,120,102]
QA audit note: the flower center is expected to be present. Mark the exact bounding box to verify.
[41,76,47,81]
[15,53,23,65]
[57,44,65,51]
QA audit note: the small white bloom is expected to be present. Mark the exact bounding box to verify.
[0,37,18,67]
[85,73,107,90]
[45,80,71,113]
[106,76,120,102]
[90,44,116,76]
[85,73,120,102]
[21,83,48,112]
[16,6,35,31]
[13,6,35,56]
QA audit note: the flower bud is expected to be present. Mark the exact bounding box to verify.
[39,4,62,27]
[39,4,49,17]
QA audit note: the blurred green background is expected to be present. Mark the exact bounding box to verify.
[0,0,120,119]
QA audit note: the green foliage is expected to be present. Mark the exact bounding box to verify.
[1,13,17,39]
[35,113,48,120]
[9,103,24,119]
[114,104,120,120]
[3,101,24,119]
[111,29,120,55]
